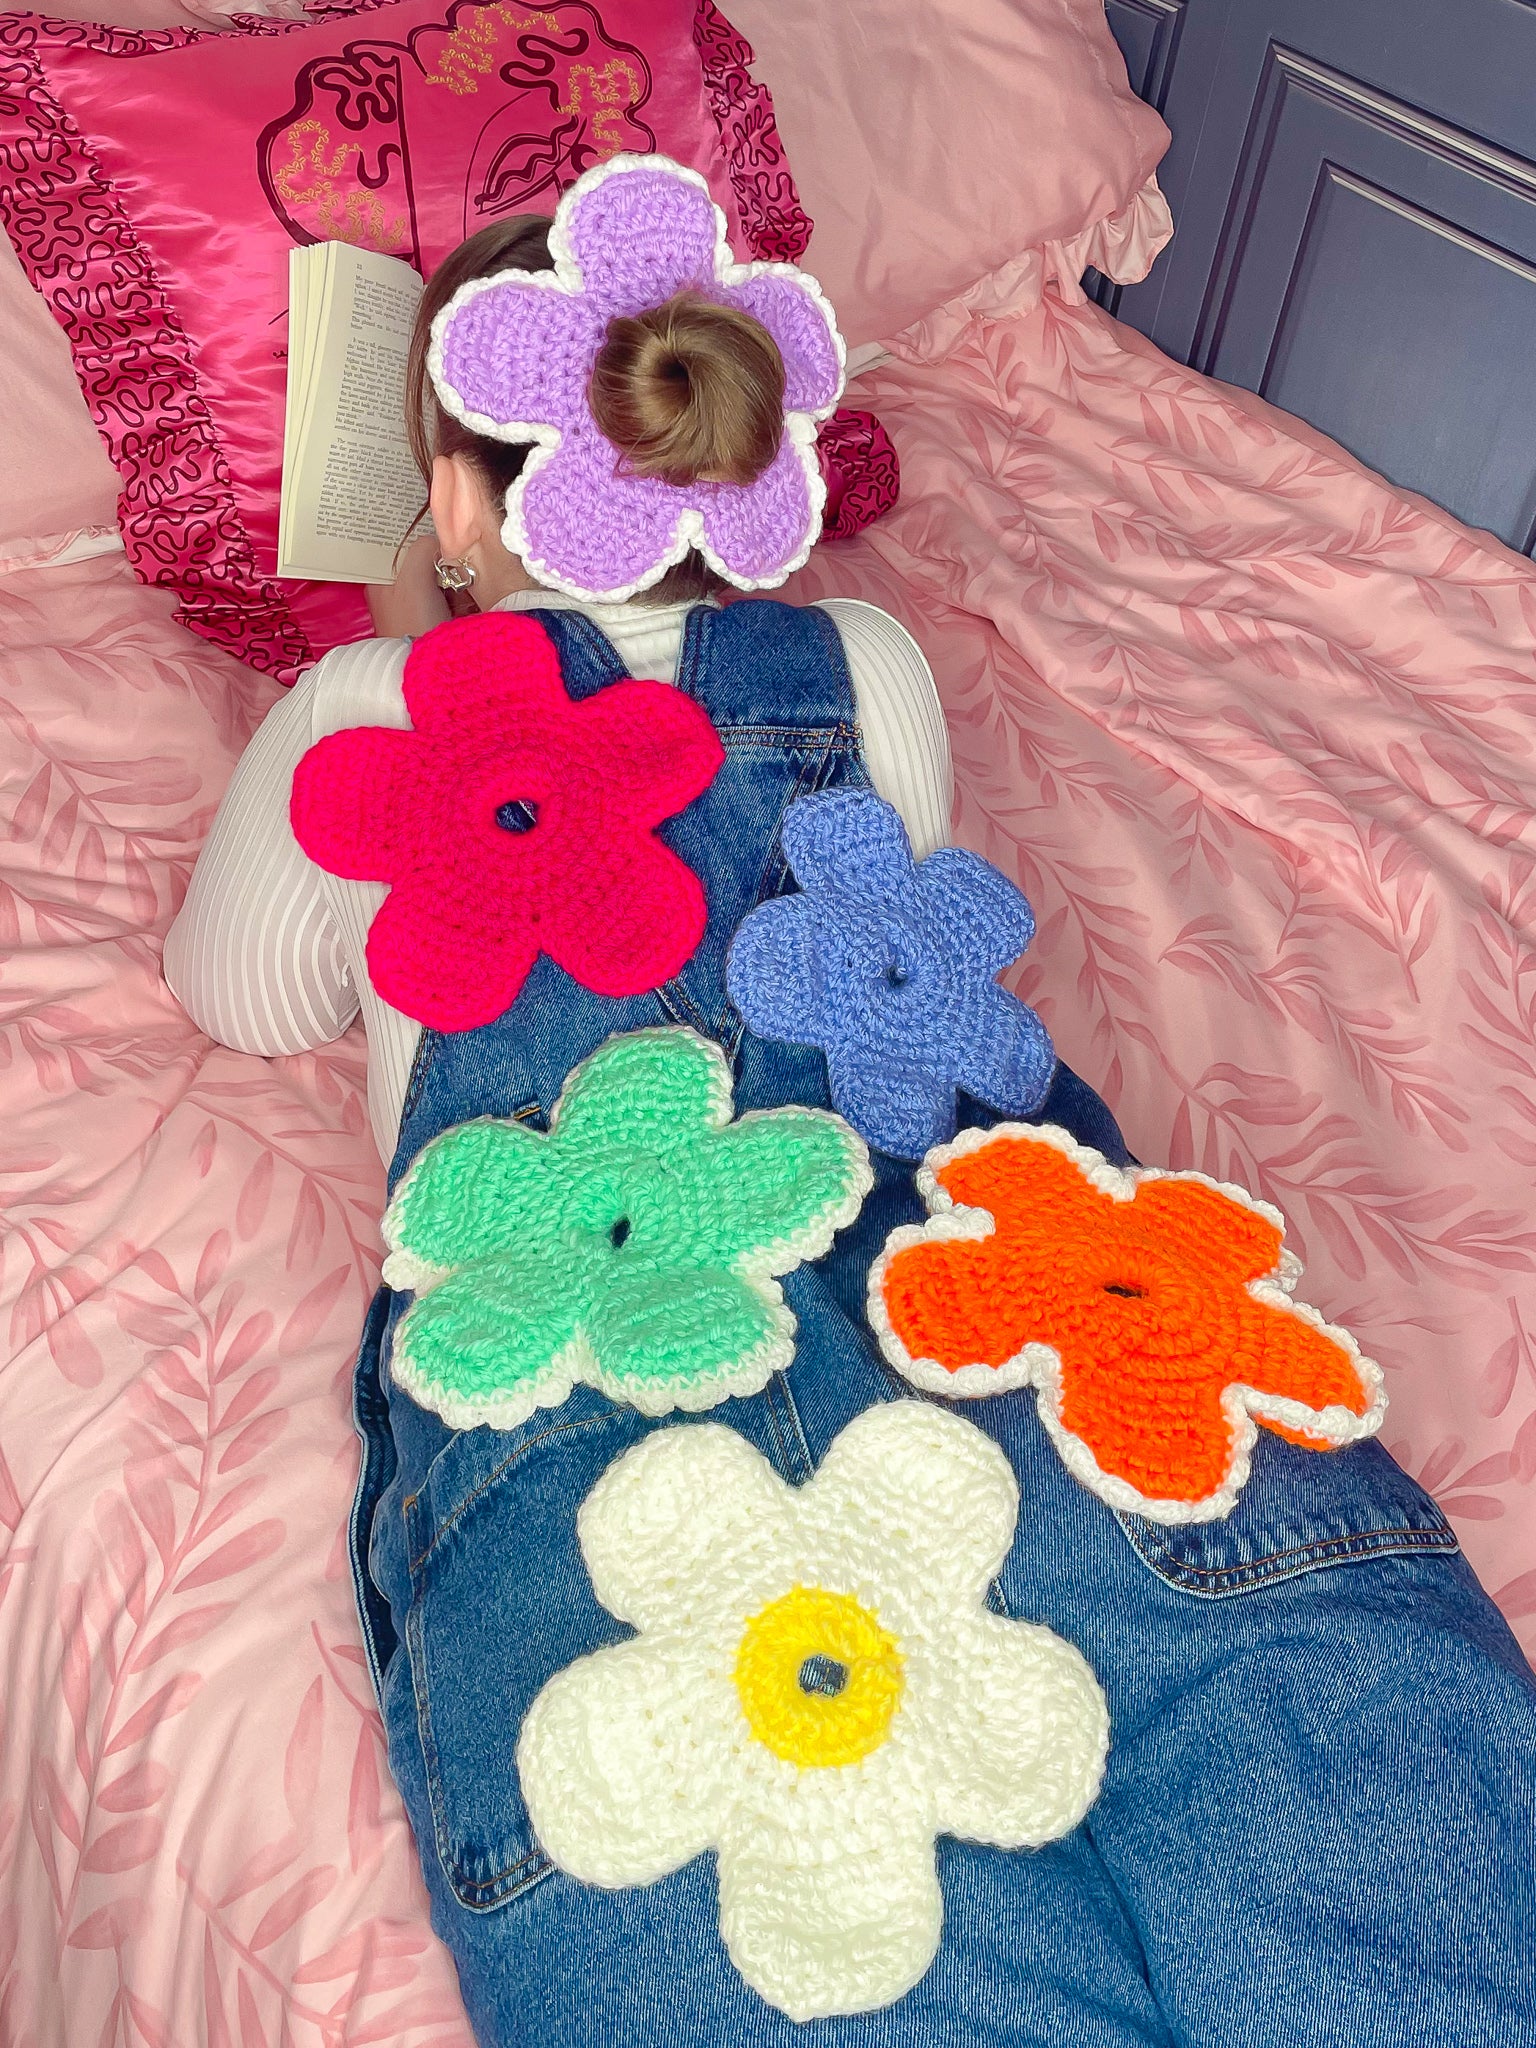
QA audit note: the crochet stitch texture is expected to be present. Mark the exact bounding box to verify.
[382,1027,872,1429]
[428,153,846,602]
[869,1124,1386,1522]
[289,611,723,1031]
[725,788,1055,1159]
[517,1401,1109,2020]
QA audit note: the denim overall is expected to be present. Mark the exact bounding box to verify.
[349,602,1536,2048]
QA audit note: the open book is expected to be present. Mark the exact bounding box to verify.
[278,241,431,584]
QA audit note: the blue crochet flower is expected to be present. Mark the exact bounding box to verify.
[726,790,1055,1160]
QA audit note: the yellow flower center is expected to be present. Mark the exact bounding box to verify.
[733,1585,904,1769]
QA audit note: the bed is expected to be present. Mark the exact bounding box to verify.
[2,2,1533,2041]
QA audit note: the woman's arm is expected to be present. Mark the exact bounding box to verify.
[815,599,953,857]
[163,663,359,1053]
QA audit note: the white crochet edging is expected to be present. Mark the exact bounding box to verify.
[379,1244,444,1297]
[517,1400,1110,2020]
[426,154,846,602]
[388,1310,796,1434]
[385,1027,872,1431]
[867,1121,1387,1524]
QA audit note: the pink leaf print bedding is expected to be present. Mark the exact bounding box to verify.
[0,554,471,2044]
[1,285,1533,2041]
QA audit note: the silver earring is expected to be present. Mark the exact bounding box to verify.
[434,556,477,593]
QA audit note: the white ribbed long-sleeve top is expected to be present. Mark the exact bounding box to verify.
[164,589,952,1162]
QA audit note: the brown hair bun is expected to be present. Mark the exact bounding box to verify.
[588,293,785,488]
[407,222,730,606]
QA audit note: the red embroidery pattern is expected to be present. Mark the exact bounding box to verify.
[817,409,901,541]
[256,2,663,266]
[692,0,811,263]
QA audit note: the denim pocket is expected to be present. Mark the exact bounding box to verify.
[1114,1434,1459,1597]
[402,1390,653,1911]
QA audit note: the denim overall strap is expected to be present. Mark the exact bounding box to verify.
[514,604,646,700]
[675,600,864,729]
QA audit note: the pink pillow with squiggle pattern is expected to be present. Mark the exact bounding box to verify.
[0,0,810,681]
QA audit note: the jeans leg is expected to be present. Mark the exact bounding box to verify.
[380,1627,1173,2048]
[371,1370,1174,2048]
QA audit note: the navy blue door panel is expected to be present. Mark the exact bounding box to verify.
[1099,0,1536,557]
[1102,0,1186,117]
[1091,1,1188,316]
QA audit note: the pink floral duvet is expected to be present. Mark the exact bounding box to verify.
[2,291,1533,2042]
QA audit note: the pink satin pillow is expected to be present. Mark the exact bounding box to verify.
[0,0,806,679]
[724,0,1173,353]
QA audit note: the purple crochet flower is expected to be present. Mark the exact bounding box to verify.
[726,790,1056,1161]
[428,154,845,603]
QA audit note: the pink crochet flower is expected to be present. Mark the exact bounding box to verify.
[290,612,725,1031]
[428,154,846,603]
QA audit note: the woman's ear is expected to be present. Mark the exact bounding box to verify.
[428,449,535,606]
[428,452,488,562]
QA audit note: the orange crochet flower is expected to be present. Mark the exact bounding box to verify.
[869,1126,1385,1522]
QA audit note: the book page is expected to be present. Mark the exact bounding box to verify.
[276,243,316,579]
[278,243,428,584]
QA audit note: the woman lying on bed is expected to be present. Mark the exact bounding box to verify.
[163,156,1536,2047]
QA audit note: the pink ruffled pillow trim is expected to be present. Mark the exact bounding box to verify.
[887,176,1174,365]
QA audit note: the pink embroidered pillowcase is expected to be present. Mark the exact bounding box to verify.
[722,0,1174,355]
[0,0,808,681]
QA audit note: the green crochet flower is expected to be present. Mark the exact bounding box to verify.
[382,1028,874,1430]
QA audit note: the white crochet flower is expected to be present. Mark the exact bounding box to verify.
[517,1401,1109,2021]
